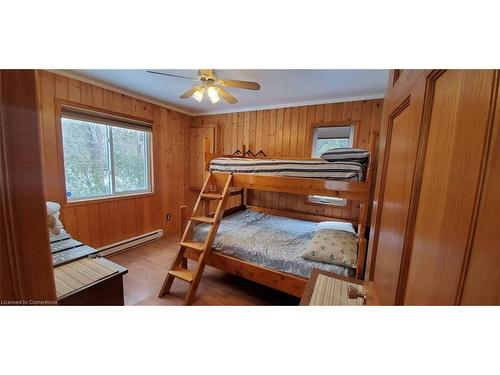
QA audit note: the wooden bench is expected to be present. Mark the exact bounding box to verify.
[55,257,127,305]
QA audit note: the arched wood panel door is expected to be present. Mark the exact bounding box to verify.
[403,70,499,305]
[368,69,500,305]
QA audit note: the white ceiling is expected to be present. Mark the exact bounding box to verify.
[60,69,389,116]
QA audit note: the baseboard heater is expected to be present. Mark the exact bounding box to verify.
[98,229,163,257]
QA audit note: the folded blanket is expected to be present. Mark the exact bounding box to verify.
[320,148,369,163]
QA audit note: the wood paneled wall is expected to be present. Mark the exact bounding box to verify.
[37,71,190,248]
[191,99,384,222]
[38,72,383,248]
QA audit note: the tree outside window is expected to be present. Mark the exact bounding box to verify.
[61,112,152,201]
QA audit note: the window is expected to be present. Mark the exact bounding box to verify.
[309,125,354,206]
[312,126,353,157]
[61,107,152,201]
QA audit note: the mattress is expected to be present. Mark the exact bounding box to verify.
[192,209,357,279]
[209,157,365,181]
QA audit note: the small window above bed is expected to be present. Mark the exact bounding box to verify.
[312,125,354,157]
[308,194,348,206]
[309,125,354,206]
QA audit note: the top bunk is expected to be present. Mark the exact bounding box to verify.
[203,135,376,202]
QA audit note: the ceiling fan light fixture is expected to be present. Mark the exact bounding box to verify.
[192,87,204,102]
[148,69,259,105]
[207,86,220,104]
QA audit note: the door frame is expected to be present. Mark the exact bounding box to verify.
[0,70,56,304]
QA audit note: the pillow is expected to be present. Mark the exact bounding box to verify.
[317,221,356,234]
[302,229,358,268]
[320,148,369,163]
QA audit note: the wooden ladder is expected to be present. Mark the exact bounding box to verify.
[158,172,233,305]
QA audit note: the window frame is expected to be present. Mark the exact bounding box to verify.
[305,122,358,207]
[105,126,152,197]
[56,101,156,206]
[311,125,355,157]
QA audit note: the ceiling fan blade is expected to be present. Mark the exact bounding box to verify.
[215,86,237,104]
[180,86,200,99]
[146,70,198,81]
[216,78,260,90]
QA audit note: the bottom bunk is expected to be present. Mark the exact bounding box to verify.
[184,248,307,297]
[184,207,360,298]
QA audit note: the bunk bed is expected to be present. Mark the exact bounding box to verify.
[173,136,375,299]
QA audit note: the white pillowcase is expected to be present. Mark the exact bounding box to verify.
[317,220,356,234]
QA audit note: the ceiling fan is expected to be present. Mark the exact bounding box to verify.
[146,69,261,104]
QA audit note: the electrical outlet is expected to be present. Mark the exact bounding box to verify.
[166,214,171,221]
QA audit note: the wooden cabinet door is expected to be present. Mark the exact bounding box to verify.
[189,126,217,189]
[403,70,499,305]
[368,70,429,305]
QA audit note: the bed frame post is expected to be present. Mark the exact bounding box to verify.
[242,188,247,206]
[241,143,247,206]
[355,131,377,279]
[365,131,377,187]
[356,200,368,279]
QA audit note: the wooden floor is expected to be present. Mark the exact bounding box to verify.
[107,235,300,306]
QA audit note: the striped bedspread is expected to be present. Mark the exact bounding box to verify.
[209,157,365,181]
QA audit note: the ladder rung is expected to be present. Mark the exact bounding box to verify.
[201,193,223,200]
[180,241,205,252]
[191,216,215,224]
[168,268,194,282]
